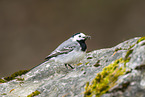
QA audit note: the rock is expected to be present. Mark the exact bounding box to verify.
[0,37,145,97]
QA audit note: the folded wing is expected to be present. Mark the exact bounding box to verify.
[45,42,77,60]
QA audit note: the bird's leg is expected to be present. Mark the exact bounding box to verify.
[65,64,74,69]
[65,64,68,69]
[68,64,74,69]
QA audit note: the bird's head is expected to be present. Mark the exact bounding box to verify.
[71,32,91,41]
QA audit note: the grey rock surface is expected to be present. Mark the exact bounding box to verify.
[0,37,145,97]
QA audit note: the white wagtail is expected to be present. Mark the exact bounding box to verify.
[45,32,90,69]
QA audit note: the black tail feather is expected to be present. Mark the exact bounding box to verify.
[45,56,51,60]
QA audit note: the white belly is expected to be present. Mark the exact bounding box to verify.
[53,51,86,64]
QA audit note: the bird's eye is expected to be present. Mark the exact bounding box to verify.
[79,35,81,37]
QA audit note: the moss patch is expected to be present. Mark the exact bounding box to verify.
[115,48,128,52]
[124,37,145,61]
[1,93,7,95]
[84,58,127,97]
[124,49,133,61]
[3,70,29,82]
[16,78,25,81]
[27,90,40,97]
[137,36,145,44]
[85,62,90,65]
[0,79,6,83]
[128,36,145,49]
[76,63,83,66]
[94,60,100,67]
[87,51,92,53]
[87,57,93,59]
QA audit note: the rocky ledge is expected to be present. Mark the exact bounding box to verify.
[0,37,145,97]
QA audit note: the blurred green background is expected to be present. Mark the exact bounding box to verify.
[0,0,145,77]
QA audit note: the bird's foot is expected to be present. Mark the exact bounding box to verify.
[65,64,74,69]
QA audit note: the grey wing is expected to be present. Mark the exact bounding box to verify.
[45,41,78,60]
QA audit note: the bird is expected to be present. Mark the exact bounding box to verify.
[45,32,90,69]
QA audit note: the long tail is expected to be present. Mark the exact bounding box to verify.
[45,56,51,60]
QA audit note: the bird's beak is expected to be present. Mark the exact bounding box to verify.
[85,35,91,39]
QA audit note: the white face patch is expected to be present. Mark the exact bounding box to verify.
[72,33,86,41]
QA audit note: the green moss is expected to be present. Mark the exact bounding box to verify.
[81,68,84,71]
[87,57,93,59]
[0,79,6,83]
[128,36,145,50]
[124,49,133,61]
[136,36,145,44]
[93,63,100,67]
[124,37,145,61]
[4,70,29,81]
[16,78,25,81]
[76,63,83,66]
[85,62,90,65]
[27,90,40,97]
[1,93,7,95]
[94,60,100,67]
[115,48,122,52]
[84,58,126,97]
[87,51,92,53]
[128,44,135,49]
[115,48,128,52]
